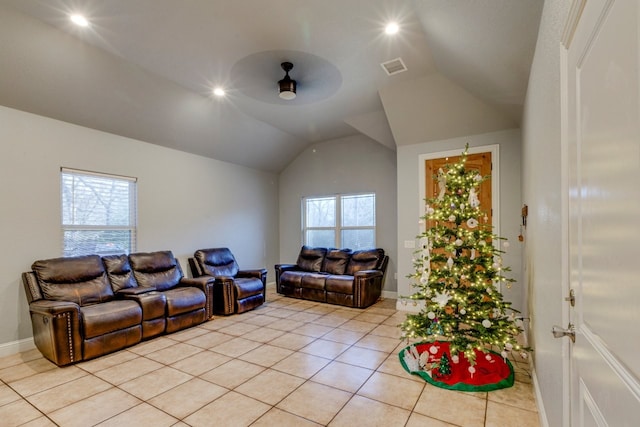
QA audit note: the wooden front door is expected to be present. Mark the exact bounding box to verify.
[425,152,493,227]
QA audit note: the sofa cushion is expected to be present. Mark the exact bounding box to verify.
[280,271,306,287]
[32,255,114,306]
[325,275,355,294]
[164,287,206,317]
[300,273,328,290]
[194,248,239,277]
[346,248,385,275]
[234,278,264,299]
[81,300,142,339]
[102,254,138,292]
[296,246,327,272]
[322,249,352,275]
[129,251,183,291]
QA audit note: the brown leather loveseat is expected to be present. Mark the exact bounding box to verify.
[275,246,388,308]
[22,250,214,366]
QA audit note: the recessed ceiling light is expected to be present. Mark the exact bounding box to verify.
[213,87,225,97]
[70,14,89,27]
[385,22,399,35]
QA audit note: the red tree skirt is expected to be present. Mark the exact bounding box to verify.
[399,341,514,392]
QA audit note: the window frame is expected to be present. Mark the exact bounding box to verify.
[302,192,376,249]
[61,167,137,257]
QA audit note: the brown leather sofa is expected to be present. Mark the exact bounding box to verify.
[275,246,388,308]
[22,250,214,366]
[188,247,267,315]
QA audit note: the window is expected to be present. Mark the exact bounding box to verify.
[303,193,375,250]
[61,168,137,257]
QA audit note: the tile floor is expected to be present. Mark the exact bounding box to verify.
[0,287,540,426]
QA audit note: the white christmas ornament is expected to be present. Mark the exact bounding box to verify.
[468,188,480,208]
[448,215,456,222]
[446,257,454,269]
[437,168,446,201]
[467,218,478,228]
[505,343,513,351]
[455,239,463,246]
[459,308,466,315]
[432,292,452,307]
[427,311,436,320]
[474,174,482,181]
[482,319,492,328]
[470,249,476,260]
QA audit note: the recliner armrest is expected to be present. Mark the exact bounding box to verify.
[178,276,215,319]
[28,300,82,366]
[29,299,80,316]
[237,268,267,282]
[353,270,383,279]
[115,287,157,296]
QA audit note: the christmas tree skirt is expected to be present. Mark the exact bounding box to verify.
[399,341,514,392]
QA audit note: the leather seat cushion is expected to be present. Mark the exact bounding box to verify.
[164,287,206,316]
[300,273,328,290]
[279,271,306,287]
[234,278,264,299]
[325,275,355,294]
[81,300,142,339]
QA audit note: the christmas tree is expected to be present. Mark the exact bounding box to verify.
[400,146,528,366]
[436,352,451,377]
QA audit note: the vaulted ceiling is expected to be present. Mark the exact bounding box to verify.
[0,0,544,172]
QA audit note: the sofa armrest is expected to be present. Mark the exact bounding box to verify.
[237,268,267,284]
[116,287,157,296]
[274,264,299,288]
[28,300,82,366]
[353,270,384,308]
[179,277,215,319]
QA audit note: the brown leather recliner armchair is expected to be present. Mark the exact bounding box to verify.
[189,248,267,315]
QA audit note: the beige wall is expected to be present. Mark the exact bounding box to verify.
[278,134,398,293]
[521,1,571,426]
[0,106,279,354]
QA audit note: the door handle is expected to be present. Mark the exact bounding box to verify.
[552,323,576,343]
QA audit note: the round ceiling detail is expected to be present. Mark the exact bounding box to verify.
[230,50,342,105]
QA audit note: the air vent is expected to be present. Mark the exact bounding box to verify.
[381,57,407,76]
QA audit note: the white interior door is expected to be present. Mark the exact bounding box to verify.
[564,0,640,425]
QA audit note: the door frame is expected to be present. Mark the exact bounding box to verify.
[418,144,501,289]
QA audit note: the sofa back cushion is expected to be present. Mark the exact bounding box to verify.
[102,254,138,292]
[129,251,183,291]
[296,246,327,272]
[194,248,239,277]
[346,248,385,275]
[32,255,114,306]
[322,249,352,275]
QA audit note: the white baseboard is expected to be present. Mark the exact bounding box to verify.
[381,290,397,300]
[0,337,35,358]
[531,367,549,427]
[396,297,426,313]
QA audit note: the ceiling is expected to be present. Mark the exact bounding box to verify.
[0,0,544,172]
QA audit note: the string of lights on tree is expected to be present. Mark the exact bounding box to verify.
[400,146,530,367]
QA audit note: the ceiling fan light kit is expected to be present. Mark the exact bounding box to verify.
[278,61,297,100]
